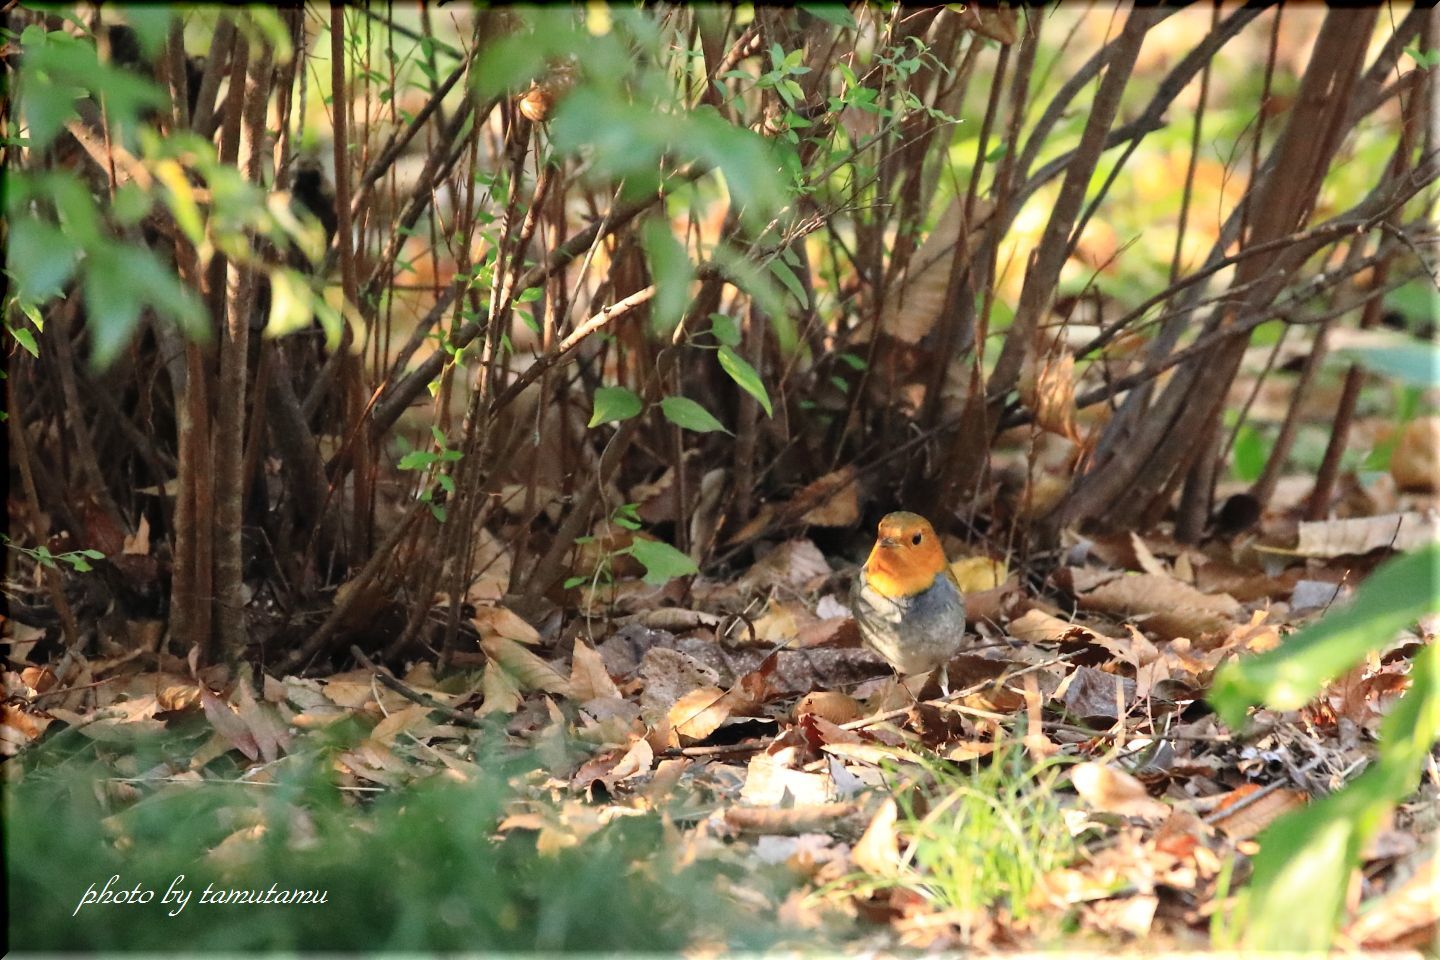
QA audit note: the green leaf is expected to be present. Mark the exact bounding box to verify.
[709,313,741,347]
[1336,335,1440,387]
[9,220,80,302]
[265,268,315,338]
[589,385,643,427]
[397,450,440,471]
[1405,44,1440,69]
[627,537,699,586]
[8,325,39,358]
[717,345,773,417]
[642,219,694,336]
[1210,543,1440,728]
[1234,641,1440,950]
[710,244,794,352]
[768,258,809,307]
[1231,424,1267,483]
[660,395,729,434]
[123,8,173,59]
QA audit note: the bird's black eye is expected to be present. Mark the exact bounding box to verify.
[911,532,923,545]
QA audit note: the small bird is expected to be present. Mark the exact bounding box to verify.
[852,511,966,687]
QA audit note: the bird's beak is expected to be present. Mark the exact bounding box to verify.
[878,536,899,549]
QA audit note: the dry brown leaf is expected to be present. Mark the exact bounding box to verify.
[482,636,571,696]
[122,514,151,555]
[1071,762,1168,818]
[569,639,622,702]
[741,749,836,806]
[794,691,862,725]
[724,803,859,835]
[876,197,993,344]
[1021,350,1079,441]
[667,686,733,743]
[851,797,901,876]
[1344,856,1437,949]
[1129,532,1168,577]
[370,704,437,745]
[796,466,860,527]
[200,687,260,761]
[1008,607,1118,647]
[478,659,522,716]
[752,600,807,644]
[1290,511,1438,558]
[951,556,1006,592]
[472,605,542,645]
[234,675,290,763]
[1389,416,1440,493]
[739,539,832,594]
[1,704,49,756]
[1210,784,1307,840]
[322,677,378,710]
[1078,573,1241,639]
[580,736,656,791]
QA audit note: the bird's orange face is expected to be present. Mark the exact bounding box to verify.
[863,511,949,599]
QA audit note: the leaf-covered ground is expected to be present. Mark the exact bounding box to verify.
[5,475,1438,952]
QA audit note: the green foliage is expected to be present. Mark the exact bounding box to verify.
[589,386,644,427]
[1210,545,1440,949]
[2,534,105,573]
[642,219,694,336]
[626,536,700,586]
[839,749,1078,922]
[6,741,777,951]
[1230,424,1268,483]
[717,345,773,417]
[1335,333,1440,388]
[1211,545,1440,723]
[1221,641,1440,950]
[17,23,168,150]
[660,395,729,434]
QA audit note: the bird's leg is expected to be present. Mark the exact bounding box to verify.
[938,662,951,699]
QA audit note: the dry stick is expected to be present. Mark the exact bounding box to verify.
[46,299,129,535]
[841,653,1082,732]
[1060,42,1405,530]
[327,5,375,559]
[350,645,484,728]
[1106,8,1384,530]
[350,51,469,218]
[7,376,81,649]
[989,7,1156,405]
[1251,235,1371,511]
[1307,81,1425,520]
[278,500,428,673]
[916,36,1009,442]
[1010,3,1267,230]
[518,286,721,600]
[936,14,1039,513]
[369,177,699,439]
[188,15,235,136]
[213,35,268,663]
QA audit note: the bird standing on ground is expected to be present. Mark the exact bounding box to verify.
[852,511,967,687]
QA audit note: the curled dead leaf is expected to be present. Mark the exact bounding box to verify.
[851,797,901,877]
[794,691,862,725]
[1071,762,1168,818]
